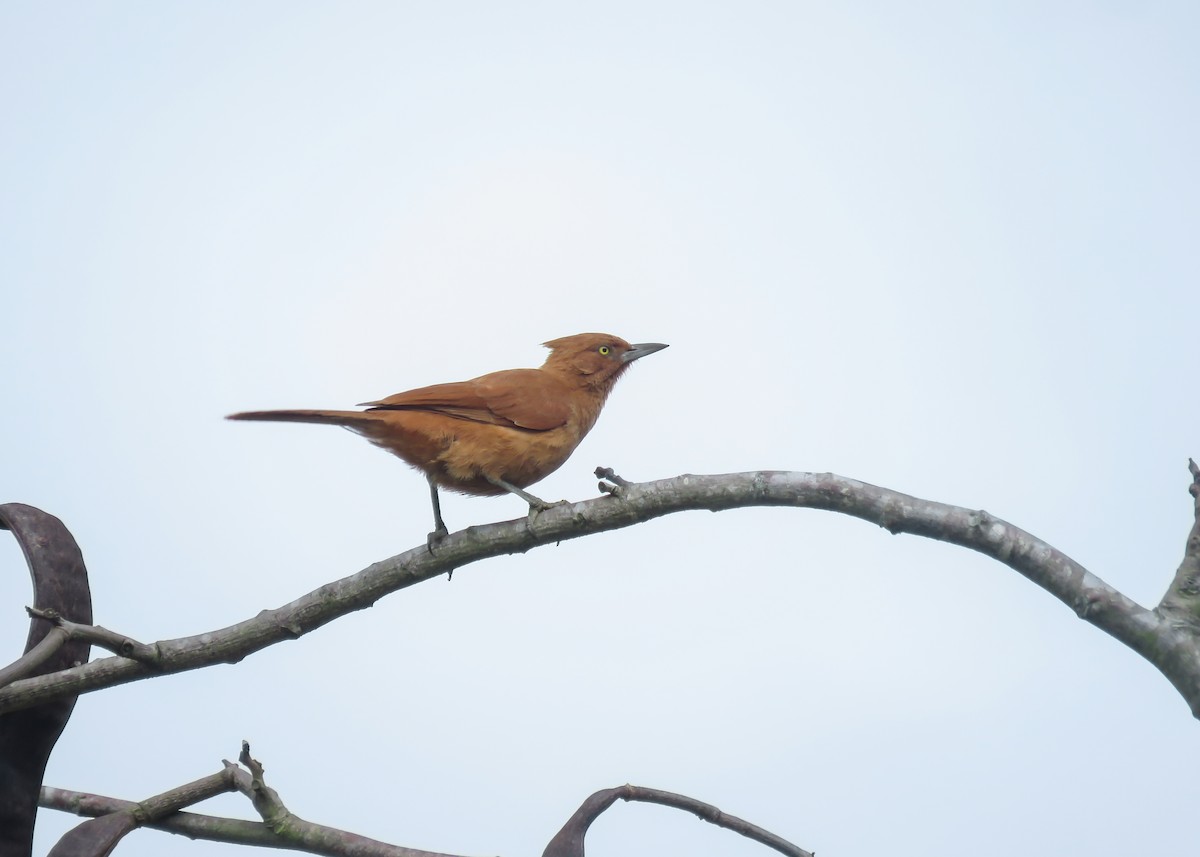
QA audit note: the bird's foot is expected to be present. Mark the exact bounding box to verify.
[426,526,449,552]
[595,466,631,496]
[527,498,569,520]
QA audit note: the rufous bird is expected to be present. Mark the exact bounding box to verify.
[228,333,667,544]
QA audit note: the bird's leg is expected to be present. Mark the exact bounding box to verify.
[484,475,559,514]
[427,478,449,549]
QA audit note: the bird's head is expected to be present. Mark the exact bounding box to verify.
[541,333,668,390]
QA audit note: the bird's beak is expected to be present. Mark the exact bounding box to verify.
[622,342,669,364]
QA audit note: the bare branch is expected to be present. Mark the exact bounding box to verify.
[4,469,1199,716]
[225,742,466,857]
[619,785,812,856]
[47,769,236,857]
[43,751,464,857]
[41,786,282,847]
[543,784,812,857]
[45,776,808,857]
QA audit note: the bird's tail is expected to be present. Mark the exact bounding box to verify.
[226,409,381,429]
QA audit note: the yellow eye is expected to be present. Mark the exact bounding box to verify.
[598,345,611,356]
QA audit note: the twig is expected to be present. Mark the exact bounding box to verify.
[224,742,463,857]
[1,610,159,688]
[595,466,630,494]
[26,606,161,663]
[1158,458,1200,628]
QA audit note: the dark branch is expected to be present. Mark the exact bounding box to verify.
[0,502,93,857]
[4,469,1199,717]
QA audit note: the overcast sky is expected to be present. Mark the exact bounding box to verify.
[2,4,1198,856]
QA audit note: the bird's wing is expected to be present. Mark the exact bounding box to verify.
[361,369,571,431]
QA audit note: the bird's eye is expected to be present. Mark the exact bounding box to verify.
[598,345,611,356]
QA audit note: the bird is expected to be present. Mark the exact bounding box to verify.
[228,333,668,545]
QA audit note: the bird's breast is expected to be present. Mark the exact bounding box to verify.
[439,421,585,491]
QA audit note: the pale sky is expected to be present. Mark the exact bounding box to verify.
[2,4,1198,856]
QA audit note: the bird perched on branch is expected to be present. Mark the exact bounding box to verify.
[228,333,668,544]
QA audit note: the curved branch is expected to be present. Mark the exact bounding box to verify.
[0,503,93,857]
[3,470,1197,716]
[0,625,71,688]
[543,784,812,857]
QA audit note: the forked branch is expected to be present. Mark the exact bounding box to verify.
[46,769,237,857]
[42,748,445,857]
[43,751,807,857]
